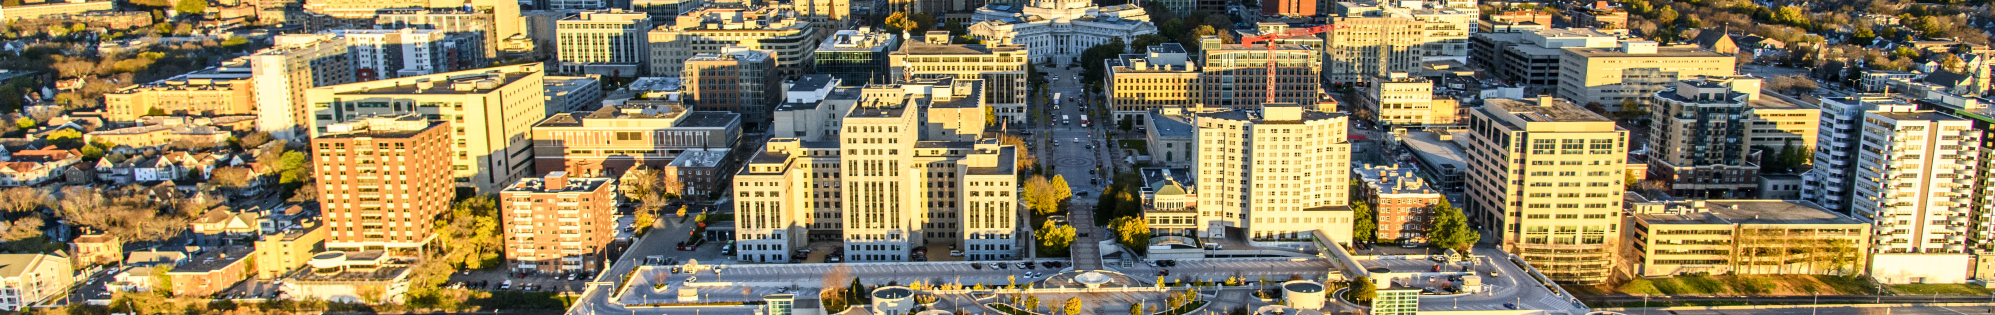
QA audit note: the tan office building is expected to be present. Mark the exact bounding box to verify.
[1362,72,1456,127]
[311,115,453,253]
[1107,43,1201,124]
[648,6,819,77]
[1325,15,1426,83]
[1626,198,1869,277]
[889,40,1031,124]
[501,172,618,272]
[1463,97,1629,284]
[1195,104,1354,243]
[306,63,547,192]
[1199,37,1321,109]
[684,47,781,131]
[104,65,257,122]
[1556,41,1734,106]
[530,103,742,177]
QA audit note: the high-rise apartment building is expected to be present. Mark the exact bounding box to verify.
[735,78,1021,262]
[683,47,782,131]
[500,172,619,272]
[306,64,548,192]
[1194,104,1354,243]
[557,10,652,76]
[1462,97,1628,284]
[1199,37,1321,109]
[309,0,522,56]
[889,39,1030,124]
[332,28,489,81]
[311,115,453,253]
[531,103,743,176]
[1921,100,1995,254]
[630,0,706,25]
[251,34,355,139]
[649,6,819,77]
[1802,95,1918,213]
[373,9,505,59]
[1107,43,1201,125]
[814,28,899,86]
[1851,111,1979,254]
[1644,77,1816,198]
[105,62,257,122]
[1555,41,1734,106]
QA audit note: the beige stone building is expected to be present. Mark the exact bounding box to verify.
[1626,198,1869,277]
[104,66,257,122]
[1556,41,1734,106]
[531,103,741,177]
[306,64,546,192]
[1199,37,1321,109]
[1362,72,1456,127]
[889,40,1031,124]
[501,172,619,272]
[1107,43,1201,125]
[1324,15,1426,83]
[312,115,454,253]
[253,220,325,279]
[1194,104,1354,244]
[1463,97,1629,284]
[649,5,819,77]
[0,0,113,20]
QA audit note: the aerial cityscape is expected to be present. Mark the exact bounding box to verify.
[0,0,1990,313]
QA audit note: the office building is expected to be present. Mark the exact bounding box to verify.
[166,247,254,297]
[251,34,355,139]
[1399,130,1468,190]
[105,63,257,122]
[0,253,72,311]
[1362,72,1457,127]
[501,172,619,272]
[253,220,326,279]
[1468,28,1623,94]
[373,9,507,60]
[1262,0,1313,17]
[557,10,652,77]
[311,115,453,253]
[1142,109,1196,167]
[1555,41,1734,106]
[1199,37,1321,109]
[1354,162,1441,243]
[814,28,900,86]
[1324,5,1428,83]
[332,28,489,81]
[531,103,742,176]
[966,0,1156,66]
[649,6,820,77]
[1802,95,1918,213]
[306,64,548,192]
[1107,43,1201,125]
[1626,198,1869,277]
[1462,97,1628,284]
[630,0,705,25]
[1644,77,1818,198]
[796,0,847,22]
[735,78,1021,262]
[544,75,605,113]
[889,40,1031,124]
[682,47,781,131]
[1194,104,1354,243]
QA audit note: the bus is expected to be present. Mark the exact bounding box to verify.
[1053,93,1062,109]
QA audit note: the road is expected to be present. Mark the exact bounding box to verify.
[1622,304,1995,315]
[1034,65,1115,269]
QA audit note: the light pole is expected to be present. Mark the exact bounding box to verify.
[1811,291,1817,315]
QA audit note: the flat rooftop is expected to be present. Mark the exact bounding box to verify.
[170,246,255,274]
[1563,46,1728,58]
[1635,200,1863,226]
[677,111,741,128]
[505,176,614,193]
[1485,98,1612,122]
[1147,110,1194,138]
[339,72,535,95]
[894,40,1024,55]
[1872,111,1964,121]
[789,74,835,92]
[668,148,731,168]
[1139,167,1193,192]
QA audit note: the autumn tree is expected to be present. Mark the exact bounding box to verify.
[1023,175,1061,215]
[436,195,501,269]
[822,265,853,312]
[1035,219,1076,257]
[1346,276,1375,304]
[1108,216,1150,253]
[0,186,47,213]
[1063,297,1082,315]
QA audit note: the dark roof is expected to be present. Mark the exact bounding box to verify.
[789,74,835,92]
[1924,69,1971,88]
[1689,27,1731,48]
[675,112,741,128]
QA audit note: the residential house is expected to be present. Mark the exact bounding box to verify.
[69,232,123,267]
[0,253,74,310]
[190,207,263,247]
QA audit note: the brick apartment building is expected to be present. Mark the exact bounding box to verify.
[500,172,618,272]
[311,115,453,254]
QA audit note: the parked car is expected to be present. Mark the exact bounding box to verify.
[950,250,964,257]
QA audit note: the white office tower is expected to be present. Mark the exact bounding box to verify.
[735,78,1021,262]
[1801,95,1917,213]
[1854,111,1984,284]
[1193,103,1354,244]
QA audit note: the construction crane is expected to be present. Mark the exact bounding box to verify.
[1238,25,1341,105]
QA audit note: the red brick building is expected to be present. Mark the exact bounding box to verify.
[500,172,619,272]
[1260,0,1316,17]
[1355,163,1443,244]
[311,115,453,254]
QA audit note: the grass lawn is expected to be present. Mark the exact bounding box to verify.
[1118,139,1148,153]
[1891,284,1992,295]
[1616,275,1875,296]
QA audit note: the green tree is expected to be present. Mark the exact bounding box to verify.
[1853,28,1876,45]
[884,12,914,33]
[1426,199,1480,253]
[1108,216,1150,253]
[44,129,82,149]
[1119,117,1134,131]
[1035,219,1077,257]
[1351,200,1376,243]
[221,36,248,48]
[1654,6,1677,25]
[1346,276,1375,304]
[438,196,502,269]
[1130,302,1143,315]
[175,0,208,15]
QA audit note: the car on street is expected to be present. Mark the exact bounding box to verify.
[971,262,983,269]
[1157,269,1169,276]
[950,250,963,257]
[1502,303,1517,310]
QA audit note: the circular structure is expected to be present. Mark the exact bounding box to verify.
[308,252,347,269]
[1281,280,1326,310]
[872,286,915,314]
[1073,272,1111,288]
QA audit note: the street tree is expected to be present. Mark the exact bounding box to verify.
[1064,297,1082,315]
[1347,276,1376,304]
[1426,198,1479,253]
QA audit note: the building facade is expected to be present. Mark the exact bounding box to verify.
[1199,37,1321,109]
[501,172,619,272]
[530,103,742,176]
[306,64,547,192]
[1852,111,1979,254]
[251,34,355,139]
[1362,72,1456,127]
[312,115,453,252]
[557,10,652,77]
[1801,95,1918,213]
[648,6,819,77]
[1355,163,1441,243]
[813,28,900,86]
[1462,97,1628,284]
[966,0,1157,66]
[105,64,257,122]
[1107,43,1201,125]
[1468,28,1623,95]
[1325,14,1426,83]
[1626,199,1869,277]
[1555,41,1734,106]
[0,254,72,311]
[683,47,782,131]
[332,28,489,81]
[889,40,1031,123]
[1194,104,1354,244]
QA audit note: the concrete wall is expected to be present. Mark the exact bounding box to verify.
[1871,253,1972,284]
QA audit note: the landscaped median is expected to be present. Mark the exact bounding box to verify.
[1149,300,1207,315]
[987,303,1046,315]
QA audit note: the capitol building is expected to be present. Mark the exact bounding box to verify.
[968,0,1158,66]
